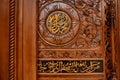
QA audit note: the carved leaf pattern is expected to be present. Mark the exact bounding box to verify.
[38,50,103,59]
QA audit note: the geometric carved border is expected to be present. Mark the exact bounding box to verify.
[9,0,16,80]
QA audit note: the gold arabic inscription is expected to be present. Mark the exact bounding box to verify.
[46,11,71,36]
[38,60,103,73]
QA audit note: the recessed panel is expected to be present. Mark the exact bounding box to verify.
[37,0,106,80]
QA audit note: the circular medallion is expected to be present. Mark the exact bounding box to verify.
[46,11,71,36]
[39,2,80,46]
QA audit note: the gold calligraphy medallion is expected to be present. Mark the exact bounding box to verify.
[46,11,71,36]
[39,2,80,46]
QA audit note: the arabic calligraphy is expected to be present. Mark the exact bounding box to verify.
[38,60,103,73]
[39,2,80,45]
[46,11,71,36]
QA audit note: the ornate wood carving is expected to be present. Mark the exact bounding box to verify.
[6,0,118,80]
[9,0,16,80]
[104,0,117,80]
[38,0,102,48]
[38,50,103,59]
[37,0,104,79]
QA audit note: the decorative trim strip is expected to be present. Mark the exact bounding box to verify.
[104,0,117,80]
[9,0,16,80]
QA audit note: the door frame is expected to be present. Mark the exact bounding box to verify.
[7,0,120,80]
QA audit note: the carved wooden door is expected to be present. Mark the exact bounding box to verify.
[0,0,118,80]
[12,0,116,80]
[36,0,113,80]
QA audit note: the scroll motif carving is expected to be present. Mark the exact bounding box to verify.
[38,60,103,73]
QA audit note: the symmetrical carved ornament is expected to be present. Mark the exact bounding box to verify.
[38,2,80,46]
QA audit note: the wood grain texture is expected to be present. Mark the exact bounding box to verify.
[17,0,23,80]
[22,0,36,80]
[0,0,9,80]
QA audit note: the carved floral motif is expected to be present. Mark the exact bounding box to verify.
[38,50,103,59]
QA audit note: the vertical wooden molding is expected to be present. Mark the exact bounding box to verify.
[110,0,118,80]
[115,0,120,79]
[106,0,117,80]
[9,0,17,80]
[104,0,117,79]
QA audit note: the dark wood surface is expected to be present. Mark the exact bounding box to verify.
[0,0,120,80]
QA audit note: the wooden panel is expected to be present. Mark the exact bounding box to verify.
[0,0,9,80]
[22,0,36,80]
[17,0,23,80]
[37,0,106,80]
